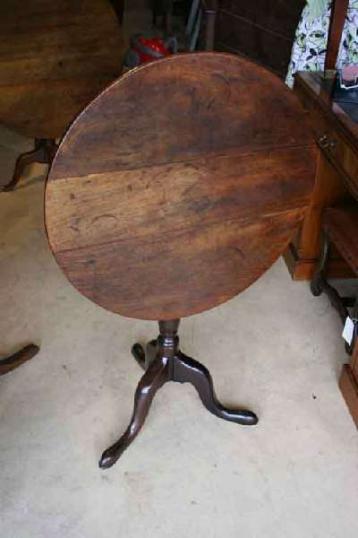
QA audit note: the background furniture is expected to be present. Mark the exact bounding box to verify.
[152,0,190,31]
[109,0,126,24]
[0,0,124,191]
[311,204,358,426]
[185,0,218,51]
[311,205,358,347]
[151,0,217,51]
[214,0,305,77]
[0,344,39,377]
[45,53,315,468]
[341,334,358,428]
[284,71,358,280]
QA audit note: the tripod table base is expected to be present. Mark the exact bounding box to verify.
[99,320,258,469]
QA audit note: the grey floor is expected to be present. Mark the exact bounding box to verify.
[1,125,358,538]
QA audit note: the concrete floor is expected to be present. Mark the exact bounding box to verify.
[1,124,358,537]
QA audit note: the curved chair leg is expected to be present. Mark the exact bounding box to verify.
[0,344,39,376]
[99,355,169,469]
[173,352,258,426]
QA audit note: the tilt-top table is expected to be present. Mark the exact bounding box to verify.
[45,53,315,468]
[0,0,124,191]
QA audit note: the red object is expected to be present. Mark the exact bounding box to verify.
[124,34,177,68]
[134,36,172,63]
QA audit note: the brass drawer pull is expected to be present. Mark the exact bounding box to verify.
[318,134,329,147]
[318,134,336,150]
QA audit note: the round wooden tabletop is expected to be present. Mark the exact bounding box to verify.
[46,53,315,321]
[0,0,124,139]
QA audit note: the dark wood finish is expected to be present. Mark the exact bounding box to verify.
[325,0,350,72]
[109,0,125,25]
[311,206,358,344]
[2,139,57,192]
[310,203,358,426]
[284,72,358,280]
[310,232,352,327]
[0,344,39,376]
[99,319,257,468]
[215,0,305,76]
[46,53,315,321]
[340,351,358,428]
[46,53,315,466]
[323,207,358,274]
[0,0,124,140]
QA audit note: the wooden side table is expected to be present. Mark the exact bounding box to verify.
[284,71,358,280]
[0,0,124,191]
[45,53,315,468]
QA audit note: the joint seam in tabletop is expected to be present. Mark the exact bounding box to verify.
[46,206,308,257]
[49,142,316,181]
[44,52,315,321]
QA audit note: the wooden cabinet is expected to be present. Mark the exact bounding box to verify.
[215,0,305,76]
[340,340,358,428]
[285,71,358,428]
[284,72,358,280]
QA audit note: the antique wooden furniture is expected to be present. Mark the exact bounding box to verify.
[0,0,124,191]
[311,204,358,426]
[214,0,305,77]
[45,53,315,468]
[311,205,358,346]
[0,344,39,377]
[284,71,358,280]
[340,338,358,428]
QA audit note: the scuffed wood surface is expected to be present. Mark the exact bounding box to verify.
[46,53,316,320]
[0,0,124,139]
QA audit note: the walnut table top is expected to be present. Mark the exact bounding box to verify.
[45,53,315,320]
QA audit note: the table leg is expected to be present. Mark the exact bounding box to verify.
[99,319,257,469]
[2,138,57,192]
[99,354,169,469]
[173,351,258,425]
[0,344,39,376]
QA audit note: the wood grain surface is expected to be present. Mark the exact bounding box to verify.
[46,53,316,320]
[215,0,305,76]
[0,0,124,139]
[284,71,358,280]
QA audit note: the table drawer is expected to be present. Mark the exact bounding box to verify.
[295,82,358,199]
